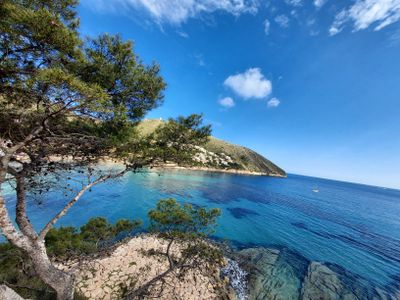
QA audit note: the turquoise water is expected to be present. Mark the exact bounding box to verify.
[4,170,400,292]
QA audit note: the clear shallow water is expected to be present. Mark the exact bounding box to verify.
[4,170,400,291]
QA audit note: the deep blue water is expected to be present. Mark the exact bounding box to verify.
[4,170,400,291]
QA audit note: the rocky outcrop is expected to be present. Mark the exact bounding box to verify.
[192,145,234,167]
[58,235,235,300]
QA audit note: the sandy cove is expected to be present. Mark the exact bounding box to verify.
[56,235,236,300]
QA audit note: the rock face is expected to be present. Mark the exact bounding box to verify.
[236,247,400,300]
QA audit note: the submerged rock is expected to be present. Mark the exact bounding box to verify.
[235,246,400,300]
[301,262,354,300]
[301,262,399,300]
[237,247,306,300]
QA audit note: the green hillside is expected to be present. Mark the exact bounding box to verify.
[137,119,286,177]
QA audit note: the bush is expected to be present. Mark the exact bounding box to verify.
[45,217,141,258]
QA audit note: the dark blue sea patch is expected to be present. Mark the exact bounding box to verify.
[291,222,308,229]
[291,222,333,239]
[228,207,260,219]
[199,182,270,204]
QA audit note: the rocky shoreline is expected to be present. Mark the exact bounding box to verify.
[50,234,400,300]
[150,164,287,178]
[94,159,287,178]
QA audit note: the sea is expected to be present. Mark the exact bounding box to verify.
[3,169,400,295]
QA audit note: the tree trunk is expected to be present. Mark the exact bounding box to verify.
[28,241,75,300]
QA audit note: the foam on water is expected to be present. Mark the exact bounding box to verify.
[221,259,248,300]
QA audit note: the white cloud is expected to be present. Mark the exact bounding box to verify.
[264,19,271,35]
[329,25,341,35]
[275,14,290,28]
[224,68,272,99]
[193,53,205,66]
[310,29,320,36]
[177,31,189,38]
[84,0,259,25]
[330,0,400,35]
[285,0,302,6]
[218,97,235,108]
[267,97,280,108]
[389,27,400,45]
[314,0,326,8]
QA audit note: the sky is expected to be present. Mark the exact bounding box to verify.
[78,0,400,189]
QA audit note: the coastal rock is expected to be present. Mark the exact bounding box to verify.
[238,247,304,300]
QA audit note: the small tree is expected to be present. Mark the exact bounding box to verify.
[125,198,222,299]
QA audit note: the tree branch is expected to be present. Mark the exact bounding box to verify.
[0,156,27,248]
[6,99,83,156]
[15,173,38,240]
[38,168,127,240]
[7,125,44,155]
[0,195,27,249]
[166,238,174,269]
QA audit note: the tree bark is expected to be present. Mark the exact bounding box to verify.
[0,284,26,300]
[27,241,75,300]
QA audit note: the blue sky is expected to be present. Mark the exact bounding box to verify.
[79,0,400,189]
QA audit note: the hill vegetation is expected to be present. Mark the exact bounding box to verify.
[138,119,286,177]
